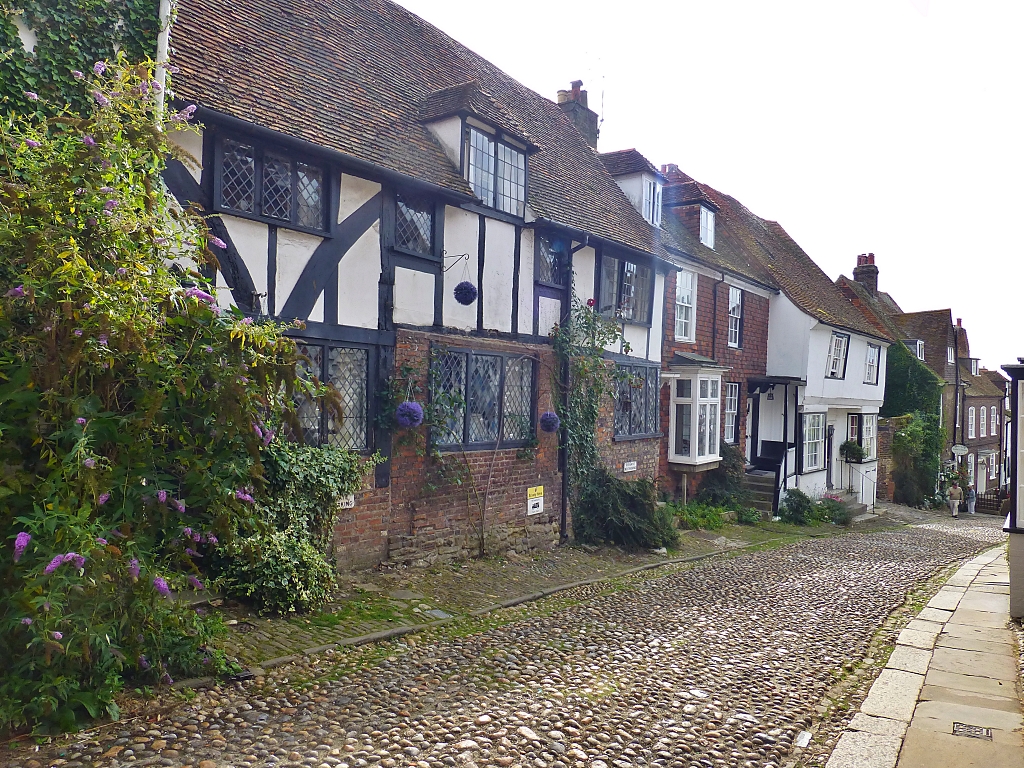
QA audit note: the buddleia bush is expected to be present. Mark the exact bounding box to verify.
[0,58,327,733]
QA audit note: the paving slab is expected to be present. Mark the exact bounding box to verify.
[917,607,954,623]
[948,608,1011,629]
[974,584,1011,594]
[935,634,1017,655]
[919,684,1022,713]
[940,622,1016,643]
[861,669,925,721]
[848,712,909,738]
[885,645,932,674]
[958,592,1011,614]
[943,574,977,587]
[895,727,1024,768]
[906,618,944,633]
[924,668,1018,698]
[897,627,939,649]
[910,700,1023,744]
[929,646,1018,681]
[927,589,965,611]
[825,730,903,768]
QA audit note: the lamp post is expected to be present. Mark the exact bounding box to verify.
[1000,359,1024,618]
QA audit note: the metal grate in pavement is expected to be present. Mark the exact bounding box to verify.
[952,722,993,740]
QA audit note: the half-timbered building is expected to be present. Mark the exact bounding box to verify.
[164,0,676,568]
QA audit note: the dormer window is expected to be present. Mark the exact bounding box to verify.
[947,345,955,365]
[699,206,715,248]
[971,359,979,376]
[465,126,526,217]
[904,339,925,361]
[642,176,662,227]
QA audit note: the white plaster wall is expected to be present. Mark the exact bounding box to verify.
[168,128,204,183]
[426,116,462,168]
[805,326,888,409]
[337,226,380,329]
[766,293,813,378]
[518,229,534,335]
[340,174,381,222]
[571,246,596,304]
[648,272,665,362]
[309,291,324,323]
[483,219,516,333]
[622,324,648,359]
[394,267,435,326]
[276,228,321,317]
[538,297,561,338]
[222,216,268,312]
[442,206,479,331]
[215,269,233,312]
[612,173,644,212]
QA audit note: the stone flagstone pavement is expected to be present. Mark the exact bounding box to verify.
[826,545,1024,768]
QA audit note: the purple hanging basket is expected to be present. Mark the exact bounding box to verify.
[539,411,561,433]
[454,280,478,305]
[395,401,424,429]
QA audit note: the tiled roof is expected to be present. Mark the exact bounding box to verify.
[599,149,662,179]
[894,309,955,381]
[835,276,903,340]
[982,368,1009,393]
[961,364,1005,398]
[419,81,536,148]
[661,176,887,339]
[170,0,667,257]
[664,180,718,210]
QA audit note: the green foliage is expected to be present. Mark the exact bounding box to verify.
[671,502,727,530]
[817,496,851,526]
[839,439,866,463]
[694,443,749,508]
[892,412,946,506]
[881,341,943,418]
[575,468,679,549]
[1,0,158,117]
[778,488,816,525]
[0,60,317,733]
[736,507,762,525]
[215,529,335,616]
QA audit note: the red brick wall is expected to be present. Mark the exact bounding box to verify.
[332,329,563,570]
[658,268,769,497]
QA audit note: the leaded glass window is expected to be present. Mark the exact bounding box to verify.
[291,342,369,450]
[395,193,433,255]
[599,255,653,324]
[537,235,567,286]
[467,128,495,205]
[465,126,527,216]
[220,140,256,213]
[496,142,525,216]
[614,363,660,438]
[216,139,326,232]
[430,348,535,448]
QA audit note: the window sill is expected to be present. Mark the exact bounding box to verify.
[460,202,526,226]
[668,455,721,467]
[824,375,846,381]
[392,245,439,262]
[434,440,535,452]
[213,205,331,238]
[613,431,662,442]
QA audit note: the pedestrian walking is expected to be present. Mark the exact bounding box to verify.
[966,484,976,515]
[949,482,962,519]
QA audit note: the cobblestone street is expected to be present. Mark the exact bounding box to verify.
[8,517,1007,768]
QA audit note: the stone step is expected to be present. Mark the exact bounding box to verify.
[742,478,776,491]
[750,499,774,513]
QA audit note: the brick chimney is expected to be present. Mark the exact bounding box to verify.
[660,163,693,184]
[557,80,599,149]
[852,252,878,297]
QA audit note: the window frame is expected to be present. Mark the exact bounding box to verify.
[991,407,998,438]
[535,233,569,289]
[802,412,826,472]
[291,339,372,451]
[464,124,527,218]
[668,372,723,463]
[862,414,877,460]
[214,134,330,236]
[699,206,715,248]
[724,382,740,445]
[392,190,437,261]
[598,252,655,326]
[967,453,976,486]
[968,406,976,439]
[674,270,697,342]
[971,359,979,376]
[429,345,537,451]
[947,345,955,365]
[614,363,661,441]
[980,406,988,438]
[989,451,998,480]
[864,343,881,385]
[825,332,851,380]
[727,286,743,349]
[642,176,662,227]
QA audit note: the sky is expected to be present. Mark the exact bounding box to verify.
[396,0,1022,372]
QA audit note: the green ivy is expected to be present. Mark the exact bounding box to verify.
[881,341,942,418]
[1,0,158,117]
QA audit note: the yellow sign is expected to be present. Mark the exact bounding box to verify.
[527,485,544,499]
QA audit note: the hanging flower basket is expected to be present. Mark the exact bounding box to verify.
[395,401,424,429]
[454,281,477,305]
[539,411,561,433]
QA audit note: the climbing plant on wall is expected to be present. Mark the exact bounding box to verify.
[0,0,158,116]
[881,340,943,417]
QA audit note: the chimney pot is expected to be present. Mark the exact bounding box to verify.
[957,318,962,327]
[868,252,875,264]
[852,253,879,297]
[556,89,569,104]
[557,80,598,148]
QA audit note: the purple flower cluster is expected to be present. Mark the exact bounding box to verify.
[83,458,96,469]
[184,286,215,304]
[44,552,85,574]
[98,333,108,346]
[152,576,171,597]
[93,91,110,108]
[72,69,84,79]
[129,558,140,579]
[98,492,110,505]
[53,632,63,641]
[13,532,31,563]
[21,617,32,626]
[172,499,186,513]
[539,411,561,433]
[170,104,197,123]
[6,285,25,298]
[157,489,168,503]
[138,654,150,670]
[188,575,204,591]
[82,135,96,147]
[24,139,40,148]
[209,236,227,249]
[24,91,38,101]
[241,317,253,326]
[93,61,106,75]
[235,488,255,503]
[395,401,424,429]
[76,417,87,425]
[96,537,107,546]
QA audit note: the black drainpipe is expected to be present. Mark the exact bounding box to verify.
[559,235,589,545]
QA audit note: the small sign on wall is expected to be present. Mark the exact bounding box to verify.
[623,460,638,473]
[527,485,544,516]
[338,494,355,510]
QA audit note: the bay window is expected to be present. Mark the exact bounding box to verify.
[675,270,696,341]
[668,373,722,463]
[802,413,825,471]
[599,254,653,324]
